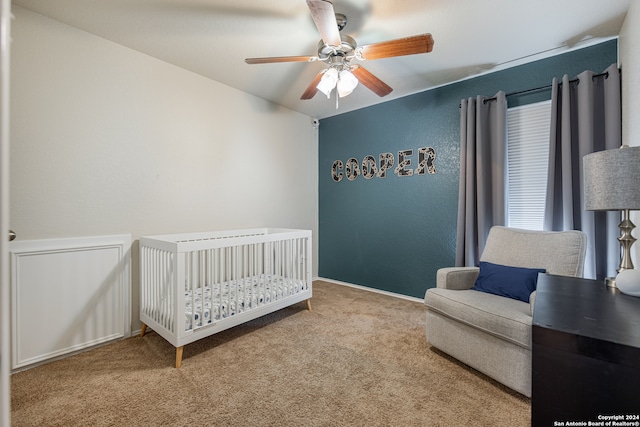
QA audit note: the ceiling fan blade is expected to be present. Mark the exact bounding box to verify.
[301,71,326,100]
[245,55,319,64]
[306,0,342,48]
[351,66,393,97]
[356,34,434,61]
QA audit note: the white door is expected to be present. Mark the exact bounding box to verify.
[0,0,11,425]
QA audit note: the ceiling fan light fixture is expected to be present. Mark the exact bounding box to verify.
[337,69,358,97]
[316,67,338,98]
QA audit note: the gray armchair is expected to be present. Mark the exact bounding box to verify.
[424,226,587,397]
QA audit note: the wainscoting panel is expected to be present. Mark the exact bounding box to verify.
[10,235,131,370]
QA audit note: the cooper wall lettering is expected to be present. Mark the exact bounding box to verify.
[331,147,436,182]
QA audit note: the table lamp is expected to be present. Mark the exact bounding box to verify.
[583,145,640,294]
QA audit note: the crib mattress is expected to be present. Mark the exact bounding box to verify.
[145,274,305,332]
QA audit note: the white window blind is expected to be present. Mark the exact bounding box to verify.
[506,100,551,231]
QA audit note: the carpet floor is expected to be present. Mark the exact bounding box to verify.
[11,280,530,426]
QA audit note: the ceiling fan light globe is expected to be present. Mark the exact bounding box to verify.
[316,68,338,97]
[337,70,359,97]
[317,84,333,98]
[316,78,336,97]
[337,84,354,98]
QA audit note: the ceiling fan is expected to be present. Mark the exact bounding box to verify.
[245,0,434,103]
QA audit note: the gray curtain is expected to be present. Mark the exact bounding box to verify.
[456,92,507,267]
[544,63,621,280]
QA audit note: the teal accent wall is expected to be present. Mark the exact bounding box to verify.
[318,40,618,298]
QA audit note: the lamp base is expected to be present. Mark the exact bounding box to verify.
[607,209,637,290]
[617,209,636,271]
[615,269,640,297]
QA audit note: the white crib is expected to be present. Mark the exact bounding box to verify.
[139,228,312,367]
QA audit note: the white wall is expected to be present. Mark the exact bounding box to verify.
[619,2,640,268]
[10,6,319,331]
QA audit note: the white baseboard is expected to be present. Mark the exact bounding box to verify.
[315,277,424,304]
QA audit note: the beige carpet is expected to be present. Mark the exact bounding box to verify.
[11,280,530,426]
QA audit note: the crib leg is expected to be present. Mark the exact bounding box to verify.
[140,323,147,337]
[175,346,184,369]
[306,299,312,311]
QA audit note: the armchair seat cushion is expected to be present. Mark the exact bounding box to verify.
[425,288,532,349]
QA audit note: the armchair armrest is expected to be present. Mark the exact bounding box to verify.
[436,267,480,290]
[529,290,536,316]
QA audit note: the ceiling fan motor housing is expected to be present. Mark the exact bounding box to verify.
[317,34,356,61]
[335,13,347,31]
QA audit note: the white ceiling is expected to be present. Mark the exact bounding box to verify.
[12,0,631,119]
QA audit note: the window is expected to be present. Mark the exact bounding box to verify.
[506,100,551,230]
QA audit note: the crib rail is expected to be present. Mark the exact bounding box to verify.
[140,228,312,346]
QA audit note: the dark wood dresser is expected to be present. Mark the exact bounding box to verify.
[531,274,640,426]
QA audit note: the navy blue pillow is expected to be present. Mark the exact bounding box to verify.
[472,261,545,303]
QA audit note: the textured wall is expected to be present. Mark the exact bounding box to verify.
[319,40,618,298]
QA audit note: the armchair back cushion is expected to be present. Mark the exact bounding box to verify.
[480,226,587,278]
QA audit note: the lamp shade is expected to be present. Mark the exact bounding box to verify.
[583,145,640,211]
